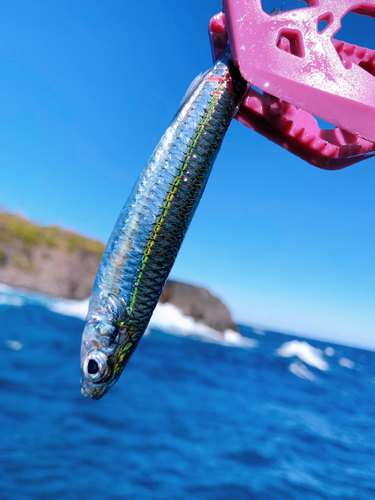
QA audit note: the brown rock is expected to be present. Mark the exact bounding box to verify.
[0,243,100,300]
[160,280,238,333]
[0,212,103,299]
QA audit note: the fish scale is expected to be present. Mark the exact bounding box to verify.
[80,50,247,399]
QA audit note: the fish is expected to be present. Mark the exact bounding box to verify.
[80,49,247,399]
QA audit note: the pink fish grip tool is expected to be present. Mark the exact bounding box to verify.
[209,0,375,170]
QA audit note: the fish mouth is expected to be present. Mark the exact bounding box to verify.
[80,384,94,399]
[80,371,112,400]
[80,381,107,400]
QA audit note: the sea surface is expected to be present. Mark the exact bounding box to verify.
[1,284,375,499]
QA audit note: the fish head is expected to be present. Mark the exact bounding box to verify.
[80,294,134,400]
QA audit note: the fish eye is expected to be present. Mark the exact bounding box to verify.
[84,350,110,383]
[88,359,99,374]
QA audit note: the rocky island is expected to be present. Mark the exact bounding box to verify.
[0,212,237,333]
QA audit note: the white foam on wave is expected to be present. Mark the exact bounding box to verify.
[0,282,24,306]
[223,329,258,348]
[252,328,265,336]
[339,357,354,369]
[289,361,316,381]
[0,295,24,307]
[0,282,89,319]
[150,302,257,348]
[5,340,22,350]
[277,340,329,371]
[0,283,256,348]
[48,298,89,320]
[325,347,335,357]
[0,283,12,292]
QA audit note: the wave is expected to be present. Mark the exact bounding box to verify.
[149,303,257,348]
[40,294,257,347]
[289,361,316,381]
[339,357,355,369]
[48,298,89,320]
[0,283,12,292]
[0,282,89,319]
[5,340,23,350]
[0,295,24,307]
[325,347,335,357]
[277,340,329,371]
[252,328,265,336]
[0,283,257,348]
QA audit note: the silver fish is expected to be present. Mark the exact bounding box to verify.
[80,50,246,399]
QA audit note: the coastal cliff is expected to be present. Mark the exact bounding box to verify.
[0,212,104,300]
[0,212,237,332]
[159,280,237,333]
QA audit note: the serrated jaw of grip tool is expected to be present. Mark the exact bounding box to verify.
[209,5,375,170]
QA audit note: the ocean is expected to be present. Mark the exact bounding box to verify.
[1,283,374,499]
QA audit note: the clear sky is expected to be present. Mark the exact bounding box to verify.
[1,1,375,349]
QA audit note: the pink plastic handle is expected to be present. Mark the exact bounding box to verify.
[224,0,375,142]
[209,3,375,169]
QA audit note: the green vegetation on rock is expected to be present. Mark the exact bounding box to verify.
[0,211,106,299]
[0,212,105,258]
[0,248,6,267]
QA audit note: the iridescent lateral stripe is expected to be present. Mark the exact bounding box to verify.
[128,77,226,314]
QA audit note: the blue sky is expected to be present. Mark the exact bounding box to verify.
[1,1,375,349]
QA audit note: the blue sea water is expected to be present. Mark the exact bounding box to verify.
[1,286,375,499]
